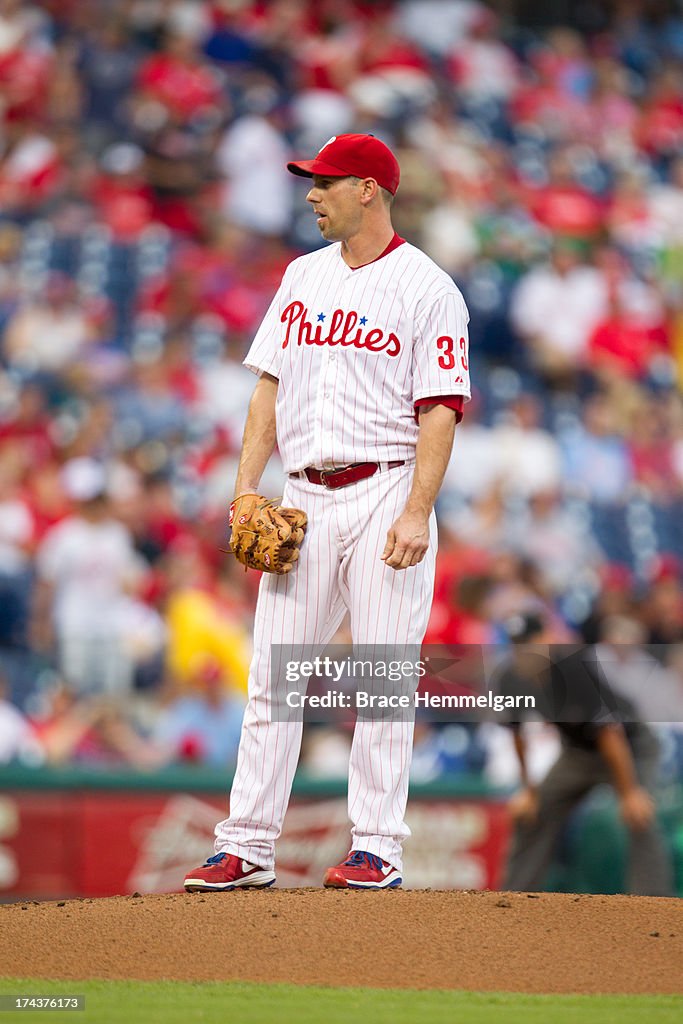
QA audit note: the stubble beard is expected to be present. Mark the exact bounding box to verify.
[318,218,338,241]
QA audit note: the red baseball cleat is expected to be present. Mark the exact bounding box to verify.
[184,852,275,892]
[323,850,402,889]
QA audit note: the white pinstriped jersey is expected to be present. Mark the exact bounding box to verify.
[244,239,471,474]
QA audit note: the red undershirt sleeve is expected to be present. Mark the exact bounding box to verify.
[414,395,464,424]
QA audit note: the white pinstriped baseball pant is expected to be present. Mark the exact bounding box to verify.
[214,462,437,872]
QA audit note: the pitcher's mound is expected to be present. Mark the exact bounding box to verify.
[1,889,681,994]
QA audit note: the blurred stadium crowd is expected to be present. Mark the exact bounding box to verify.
[1,0,683,784]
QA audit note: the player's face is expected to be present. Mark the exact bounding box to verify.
[306,175,363,241]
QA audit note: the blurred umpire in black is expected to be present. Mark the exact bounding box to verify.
[496,613,673,896]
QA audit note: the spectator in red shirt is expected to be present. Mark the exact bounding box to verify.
[90,144,155,241]
[346,5,435,116]
[588,293,670,382]
[637,64,683,160]
[524,148,604,242]
[0,381,53,466]
[510,40,588,142]
[628,398,679,500]
[0,121,65,215]
[23,459,70,545]
[135,29,224,125]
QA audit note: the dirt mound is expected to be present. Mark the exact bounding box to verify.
[1,889,681,994]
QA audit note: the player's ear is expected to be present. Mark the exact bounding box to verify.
[359,178,379,205]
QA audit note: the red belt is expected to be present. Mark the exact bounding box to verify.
[296,461,405,489]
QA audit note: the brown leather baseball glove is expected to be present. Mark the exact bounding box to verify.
[228,493,307,574]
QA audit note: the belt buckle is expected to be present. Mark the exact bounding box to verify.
[320,465,350,488]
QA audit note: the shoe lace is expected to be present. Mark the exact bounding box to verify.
[203,853,227,867]
[343,851,384,871]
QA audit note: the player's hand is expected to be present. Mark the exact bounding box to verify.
[619,786,654,831]
[508,786,539,824]
[381,509,430,571]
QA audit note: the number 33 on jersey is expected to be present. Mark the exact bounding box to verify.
[436,334,468,382]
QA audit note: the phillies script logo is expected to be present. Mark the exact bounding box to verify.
[281,301,401,357]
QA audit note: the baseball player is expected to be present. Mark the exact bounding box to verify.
[184,133,471,891]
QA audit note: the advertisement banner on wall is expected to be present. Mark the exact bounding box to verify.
[0,790,510,899]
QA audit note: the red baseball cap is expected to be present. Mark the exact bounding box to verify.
[287,133,400,195]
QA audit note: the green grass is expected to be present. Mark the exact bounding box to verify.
[0,979,681,1024]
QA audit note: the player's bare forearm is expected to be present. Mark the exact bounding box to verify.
[595,724,638,795]
[595,724,654,830]
[406,404,457,515]
[381,404,457,570]
[508,728,539,822]
[234,373,279,495]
